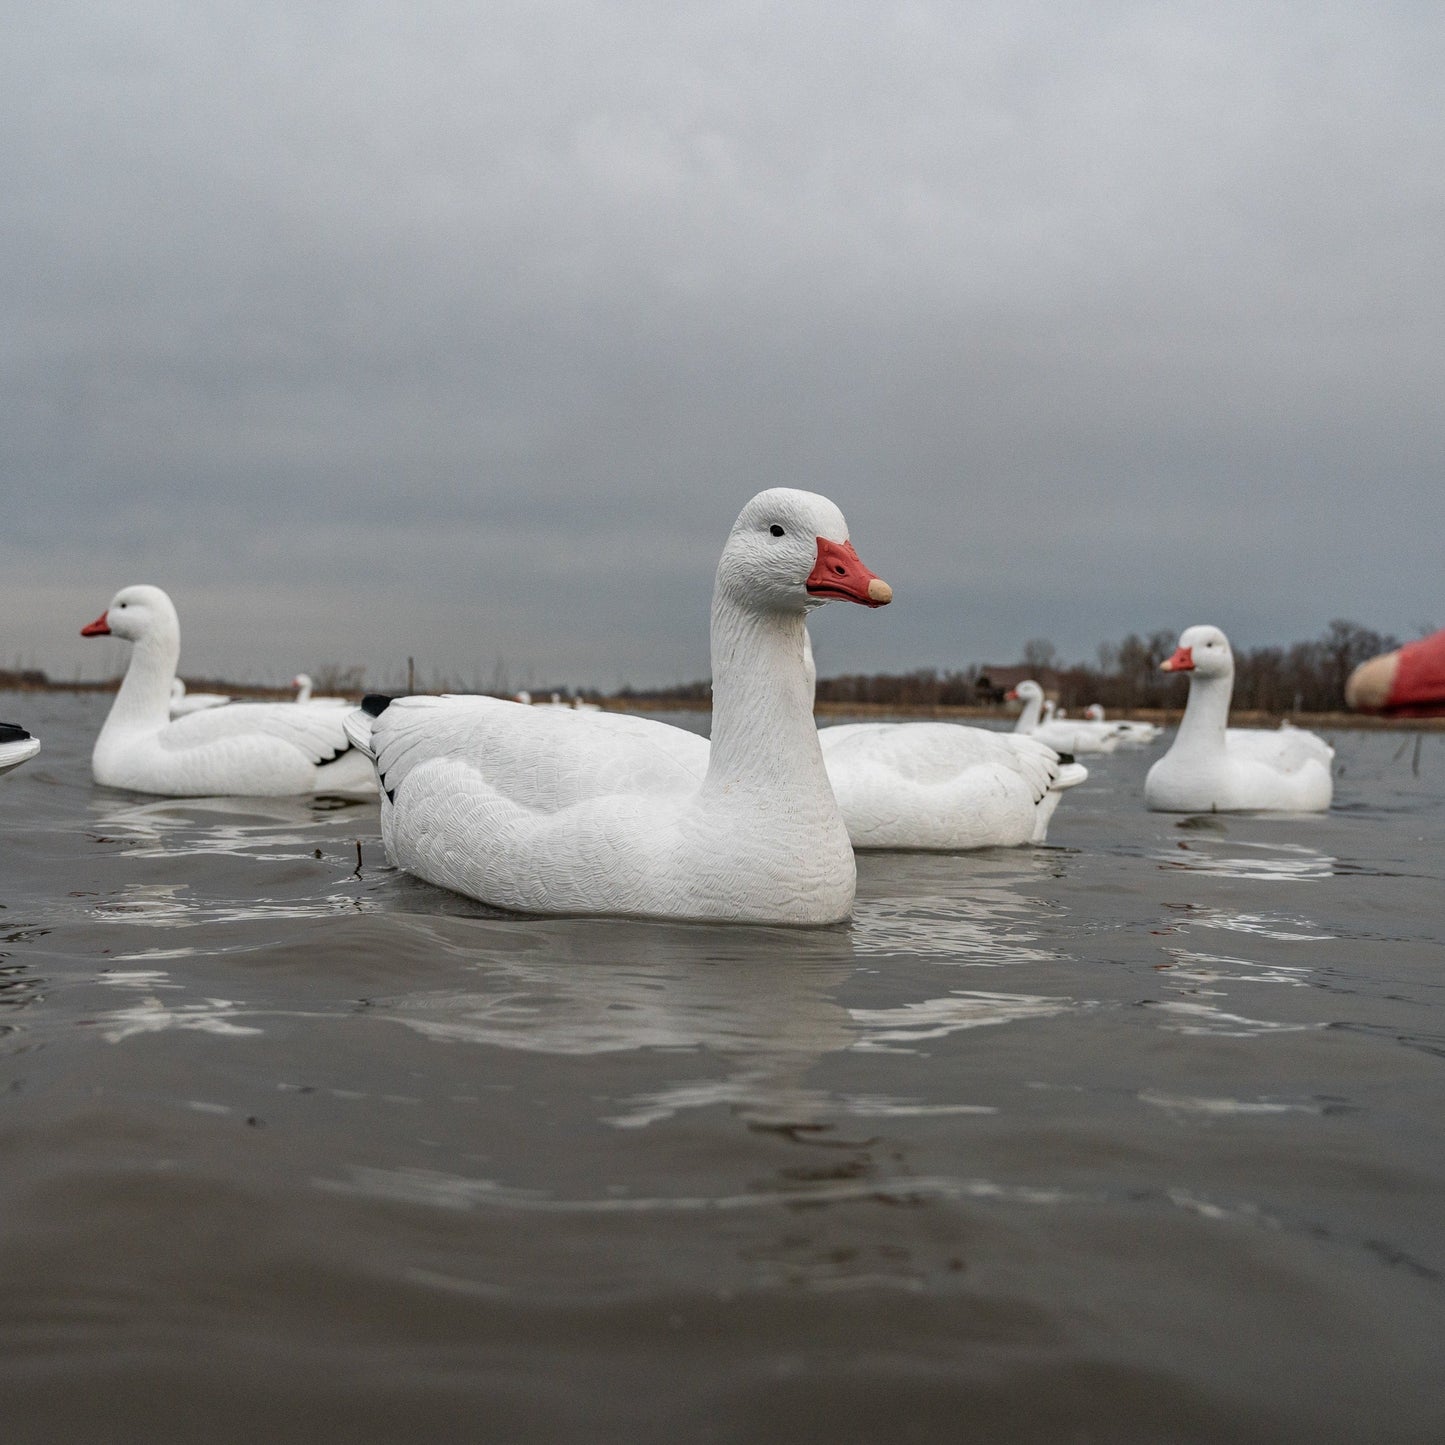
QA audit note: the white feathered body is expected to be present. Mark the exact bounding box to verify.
[1146,723,1333,813]
[1146,626,1333,812]
[355,490,889,924]
[95,700,376,797]
[1029,719,1121,754]
[169,679,231,717]
[817,722,1086,849]
[0,729,40,777]
[1011,683,1121,754]
[372,699,855,924]
[84,584,375,798]
[368,693,854,924]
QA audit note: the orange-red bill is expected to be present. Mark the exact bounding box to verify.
[805,537,892,608]
[80,612,111,637]
[1161,645,1194,672]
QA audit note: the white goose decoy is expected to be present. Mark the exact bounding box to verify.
[818,722,1087,848]
[81,585,376,798]
[1083,702,1161,745]
[805,633,1088,848]
[1145,625,1333,813]
[1009,680,1123,753]
[0,722,40,777]
[169,677,231,717]
[561,629,1087,852]
[292,673,350,707]
[344,488,892,923]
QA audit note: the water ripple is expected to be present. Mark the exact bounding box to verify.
[1140,1000,1321,1037]
[849,990,1083,1051]
[315,1164,1085,1214]
[1157,839,1336,881]
[850,889,1057,965]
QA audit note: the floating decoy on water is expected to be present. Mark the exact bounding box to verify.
[818,721,1086,848]
[0,722,40,777]
[577,629,1089,851]
[292,673,350,706]
[1083,703,1162,745]
[169,678,231,717]
[807,633,1088,849]
[1009,679,1124,754]
[1145,625,1333,813]
[81,585,375,798]
[344,488,891,923]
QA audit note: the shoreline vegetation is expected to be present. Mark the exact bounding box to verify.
[4,677,1440,732]
[6,619,1435,729]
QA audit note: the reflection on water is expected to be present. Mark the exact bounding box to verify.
[849,990,1082,1051]
[1139,1090,1325,1117]
[1186,910,1332,942]
[5,700,1444,1434]
[90,793,367,861]
[850,891,1056,965]
[834,1096,997,1117]
[371,893,1081,1125]
[1157,948,1314,990]
[380,948,855,1059]
[99,967,185,987]
[91,880,362,929]
[1141,1000,1320,1037]
[1162,1190,1280,1228]
[91,995,265,1044]
[317,1164,1084,1215]
[0,961,44,1036]
[1157,837,1337,880]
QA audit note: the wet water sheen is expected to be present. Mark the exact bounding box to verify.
[2,691,1442,1443]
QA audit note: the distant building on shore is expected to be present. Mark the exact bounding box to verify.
[0,668,49,689]
[974,666,1062,704]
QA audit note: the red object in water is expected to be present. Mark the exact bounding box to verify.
[1387,628,1445,716]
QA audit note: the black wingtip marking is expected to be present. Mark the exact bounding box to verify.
[362,694,394,718]
[0,723,33,744]
[317,743,352,767]
[1057,751,1076,765]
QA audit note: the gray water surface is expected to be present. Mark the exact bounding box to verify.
[1,691,1442,1442]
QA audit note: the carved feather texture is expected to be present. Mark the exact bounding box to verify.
[1146,626,1334,812]
[368,490,877,923]
[85,584,376,798]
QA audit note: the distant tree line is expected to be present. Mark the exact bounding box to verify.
[615,619,1402,714]
[1059,619,1400,714]
[812,668,983,707]
[16,620,1396,714]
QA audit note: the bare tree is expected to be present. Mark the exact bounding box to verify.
[1022,638,1057,672]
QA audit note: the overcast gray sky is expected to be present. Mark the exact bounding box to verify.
[4,2,1443,690]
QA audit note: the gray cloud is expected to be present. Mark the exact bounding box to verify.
[4,2,1443,687]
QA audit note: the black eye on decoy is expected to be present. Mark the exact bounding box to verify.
[769,524,785,537]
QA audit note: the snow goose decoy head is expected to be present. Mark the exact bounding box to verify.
[1007,680,1045,704]
[81,584,179,644]
[1162,625,1232,679]
[717,489,892,614]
